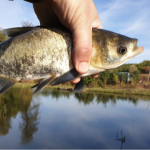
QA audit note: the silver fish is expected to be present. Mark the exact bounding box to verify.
[0,27,143,94]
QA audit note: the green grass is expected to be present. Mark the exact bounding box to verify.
[82,88,150,96]
[13,83,150,96]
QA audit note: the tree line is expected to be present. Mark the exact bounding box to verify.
[84,61,150,87]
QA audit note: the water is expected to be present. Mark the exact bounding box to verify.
[0,88,150,149]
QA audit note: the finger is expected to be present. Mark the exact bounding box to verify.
[71,77,81,84]
[72,25,92,74]
[91,73,101,78]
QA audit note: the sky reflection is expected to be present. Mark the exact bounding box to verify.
[0,88,150,149]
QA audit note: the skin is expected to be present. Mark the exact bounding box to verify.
[33,0,102,83]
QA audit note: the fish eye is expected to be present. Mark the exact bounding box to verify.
[117,44,127,55]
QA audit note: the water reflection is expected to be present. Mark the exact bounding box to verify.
[0,88,150,148]
[19,101,40,145]
[0,88,40,144]
[39,89,150,106]
[116,130,126,150]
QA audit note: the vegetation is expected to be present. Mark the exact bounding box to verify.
[83,60,150,88]
[0,30,7,43]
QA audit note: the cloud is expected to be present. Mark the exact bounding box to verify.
[0,0,39,28]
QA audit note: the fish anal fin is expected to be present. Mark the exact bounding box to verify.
[73,77,85,93]
[32,75,56,94]
[0,77,15,95]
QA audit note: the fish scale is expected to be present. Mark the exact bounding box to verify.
[0,28,73,80]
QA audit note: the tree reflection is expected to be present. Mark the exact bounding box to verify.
[74,92,150,106]
[40,89,71,99]
[0,88,40,143]
[19,101,40,145]
[0,103,11,136]
[75,93,95,105]
[0,88,32,136]
[38,89,150,107]
[0,118,11,136]
[95,94,111,106]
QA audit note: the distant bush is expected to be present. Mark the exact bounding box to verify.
[131,70,140,82]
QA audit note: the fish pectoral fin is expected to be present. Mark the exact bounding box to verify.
[3,27,35,37]
[73,77,85,93]
[51,68,80,86]
[0,77,15,95]
[32,75,56,94]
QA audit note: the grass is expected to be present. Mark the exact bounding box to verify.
[82,88,150,96]
[13,83,150,96]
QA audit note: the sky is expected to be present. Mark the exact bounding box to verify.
[0,0,150,64]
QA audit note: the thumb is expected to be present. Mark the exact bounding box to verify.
[72,26,92,74]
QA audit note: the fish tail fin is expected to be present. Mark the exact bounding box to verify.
[0,77,15,95]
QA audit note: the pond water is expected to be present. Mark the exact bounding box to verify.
[0,88,150,149]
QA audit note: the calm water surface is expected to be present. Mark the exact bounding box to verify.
[0,88,150,149]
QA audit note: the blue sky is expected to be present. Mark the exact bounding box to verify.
[0,0,149,64]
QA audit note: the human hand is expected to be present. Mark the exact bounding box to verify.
[33,0,102,83]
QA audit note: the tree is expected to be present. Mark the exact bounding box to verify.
[98,71,110,86]
[128,65,140,81]
[131,70,140,82]
[129,64,138,73]
[21,21,33,27]
[109,73,118,85]
[84,76,94,86]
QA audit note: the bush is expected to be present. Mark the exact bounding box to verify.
[131,70,140,82]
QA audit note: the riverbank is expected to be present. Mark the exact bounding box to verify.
[13,83,150,96]
[82,88,150,96]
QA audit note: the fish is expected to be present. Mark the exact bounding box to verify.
[0,26,143,95]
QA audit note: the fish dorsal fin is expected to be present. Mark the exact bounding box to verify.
[3,27,35,37]
[0,77,15,95]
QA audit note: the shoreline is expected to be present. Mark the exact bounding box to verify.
[13,83,150,96]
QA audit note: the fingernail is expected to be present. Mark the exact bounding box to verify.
[78,62,88,73]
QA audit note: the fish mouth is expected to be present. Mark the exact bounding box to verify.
[128,46,144,59]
